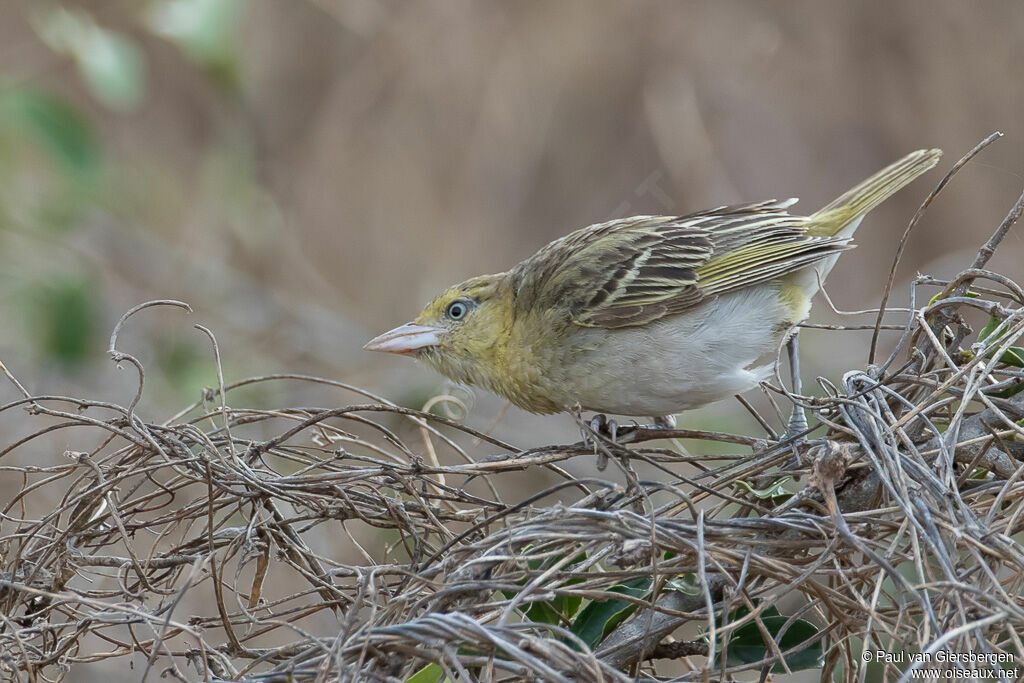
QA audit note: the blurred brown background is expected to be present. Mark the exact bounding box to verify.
[1,0,1023,466]
[0,2,1021,681]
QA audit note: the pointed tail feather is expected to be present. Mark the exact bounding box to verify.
[808,148,942,237]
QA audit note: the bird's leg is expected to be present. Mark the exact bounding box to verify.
[577,410,603,445]
[585,414,673,446]
[785,332,809,440]
[580,413,644,446]
[653,415,677,430]
[574,404,593,444]
[580,414,616,471]
[589,413,620,442]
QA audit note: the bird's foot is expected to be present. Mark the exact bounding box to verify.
[582,413,637,445]
[653,415,676,430]
[581,414,642,473]
[581,414,678,447]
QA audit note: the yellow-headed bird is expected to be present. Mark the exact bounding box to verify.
[366,149,941,437]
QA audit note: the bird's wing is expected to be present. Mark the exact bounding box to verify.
[510,200,851,329]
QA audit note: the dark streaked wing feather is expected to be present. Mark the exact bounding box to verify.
[509,200,848,329]
[509,216,713,327]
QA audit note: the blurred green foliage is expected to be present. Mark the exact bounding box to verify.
[0,88,99,175]
[33,6,146,111]
[27,276,100,368]
[145,0,245,86]
[0,0,248,398]
[155,337,211,394]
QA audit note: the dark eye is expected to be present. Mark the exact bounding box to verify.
[446,300,469,320]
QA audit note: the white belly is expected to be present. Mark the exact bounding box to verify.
[549,284,792,416]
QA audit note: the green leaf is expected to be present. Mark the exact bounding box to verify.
[975,316,1024,371]
[665,574,701,595]
[735,476,792,500]
[720,611,823,673]
[0,89,99,173]
[928,289,980,307]
[570,577,651,649]
[524,600,564,626]
[503,548,586,625]
[550,591,583,621]
[726,603,779,621]
[1000,348,1024,368]
[992,382,1024,399]
[978,316,1001,342]
[406,663,444,683]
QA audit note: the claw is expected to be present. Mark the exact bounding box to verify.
[591,414,636,443]
[584,413,641,447]
[579,413,661,471]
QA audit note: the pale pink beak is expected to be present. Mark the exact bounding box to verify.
[364,323,445,355]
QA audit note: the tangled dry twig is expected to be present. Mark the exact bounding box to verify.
[2,137,1024,682]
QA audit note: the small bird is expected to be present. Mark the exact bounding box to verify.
[366,149,941,437]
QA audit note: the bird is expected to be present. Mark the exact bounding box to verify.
[365,149,942,440]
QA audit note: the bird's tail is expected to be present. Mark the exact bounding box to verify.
[807,148,943,237]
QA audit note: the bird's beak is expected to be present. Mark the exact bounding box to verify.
[364,323,445,355]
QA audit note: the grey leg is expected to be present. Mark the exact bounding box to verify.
[785,333,808,439]
[585,413,627,442]
[590,414,619,442]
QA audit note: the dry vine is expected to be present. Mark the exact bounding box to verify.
[2,136,1024,682]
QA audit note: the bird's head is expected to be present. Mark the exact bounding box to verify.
[364,274,513,387]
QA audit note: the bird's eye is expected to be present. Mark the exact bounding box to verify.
[446,300,469,320]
